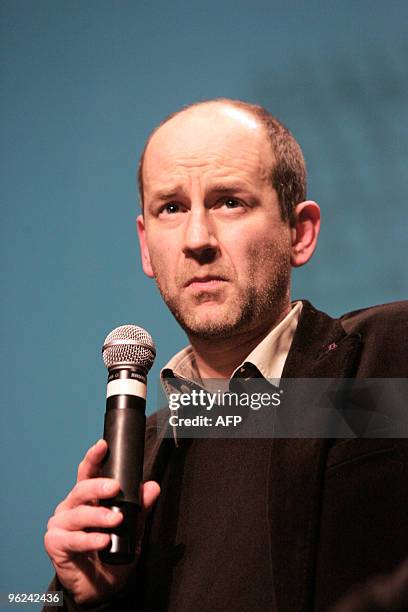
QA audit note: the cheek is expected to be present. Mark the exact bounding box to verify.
[146,243,184,292]
[146,243,171,276]
[236,233,291,286]
[237,230,291,265]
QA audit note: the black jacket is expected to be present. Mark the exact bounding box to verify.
[45,301,408,612]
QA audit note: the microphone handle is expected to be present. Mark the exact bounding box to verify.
[99,392,146,565]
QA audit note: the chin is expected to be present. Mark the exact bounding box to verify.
[187,325,239,341]
[180,311,249,340]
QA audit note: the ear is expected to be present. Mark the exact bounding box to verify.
[290,201,320,267]
[136,214,154,278]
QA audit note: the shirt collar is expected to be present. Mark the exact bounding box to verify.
[161,301,302,386]
[233,300,302,381]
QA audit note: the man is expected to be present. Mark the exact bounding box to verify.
[44,99,408,611]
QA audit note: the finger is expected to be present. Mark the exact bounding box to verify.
[134,481,161,546]
[58,478,121,512]
[45,527,111,555]
[142,481,161,511]
[77,439,108,482]
[48,505,123,532]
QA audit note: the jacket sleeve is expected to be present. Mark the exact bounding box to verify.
[329,557,408,612]
[42,575,135,612]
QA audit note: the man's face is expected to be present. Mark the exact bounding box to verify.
[137,104,292,340]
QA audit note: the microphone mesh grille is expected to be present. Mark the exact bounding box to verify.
[102,325,156,371]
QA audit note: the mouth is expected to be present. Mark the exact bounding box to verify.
[185,275,227,290]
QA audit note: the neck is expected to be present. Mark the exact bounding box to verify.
[188,304,291,379]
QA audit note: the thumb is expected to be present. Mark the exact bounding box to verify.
[142,480,161,511]
[134,481,160,554]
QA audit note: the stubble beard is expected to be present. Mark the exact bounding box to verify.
[152,246,292,341]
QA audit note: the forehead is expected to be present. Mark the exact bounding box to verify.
[143,104,273,186]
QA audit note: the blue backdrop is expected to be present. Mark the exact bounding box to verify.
[1,0,407,605]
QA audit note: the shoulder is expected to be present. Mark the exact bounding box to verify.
[338,301,408,376]
[339,300,408,335]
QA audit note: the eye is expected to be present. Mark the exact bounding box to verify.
[159,202,181,215]
[222,197,243,209]
[214,196,246,212]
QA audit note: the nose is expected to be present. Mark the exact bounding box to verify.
[182,206,219,263]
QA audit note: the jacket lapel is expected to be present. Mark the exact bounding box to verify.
[269,301,362,612]
[282,300,362,379]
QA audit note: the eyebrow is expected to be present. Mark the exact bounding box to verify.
[151,190,180,202]
[150,183,252,202]
[210,184,251,194]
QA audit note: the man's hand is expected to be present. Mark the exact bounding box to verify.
[44,439,160,606]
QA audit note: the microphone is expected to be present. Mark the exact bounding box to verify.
[98,324,156,565]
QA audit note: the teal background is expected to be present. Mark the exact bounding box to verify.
[1,0,407,604]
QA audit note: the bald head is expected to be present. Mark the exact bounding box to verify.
[138,98,307,221]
